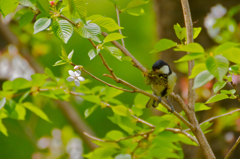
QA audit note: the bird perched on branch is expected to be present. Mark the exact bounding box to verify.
[146,60,177,113]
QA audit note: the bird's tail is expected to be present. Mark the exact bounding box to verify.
[146,98,159,108]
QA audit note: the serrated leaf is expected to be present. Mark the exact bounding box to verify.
[189,63,207,78]
[153,120,170,135]
[111,105,130,116]
[89,15,123,32]
[53,60,67,66]
[78,22,101,40]
[206,55,229,81]
[34,18,51,34]
[0,0,19,17]
[213,81,227,93]
[150,39,177,53]
[175,53,204,63]
[52,19,73,43]
[195,103,211,112]
[0,97,6,110]
[215,42,240,55]
[104,46,122,60]
[22,102,51,122]
[19,11,35,28]
[72,0,87,20]
[36,0,49,15]
[206,94,229,103]
[174,43,205,53]
[105,87,124,101]
[193,70,214,89]
[193,27,202,39]
[104,33,126,43]
[84,104,98,118]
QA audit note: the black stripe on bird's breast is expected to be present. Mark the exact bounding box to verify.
[161,87,168,97]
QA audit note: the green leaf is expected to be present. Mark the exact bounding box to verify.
[52,19,73,43]
[45,68,56,81]
[206,55,229,81]
[60,46,69,61]
[12,78,32,91]
[200,122,213,133]
[2,81,13,91]
[215,42,240,55]
[19,91,31,103]
[53,60,67,66]
[175,53,204,63]
[84,105,98,118]
[115,154,131,159]
[0,0,18,17]
[34,18,51,34]
[31,73,48,87]
[22,102,51,122]
[8,104,26,120]
[105,87,124,101]
[131,105,143,116]
[68,50,74,61]
[174,23,186,40]
[174,43,205,53]
[222,48,240,64]
[213,81,227,93]
[195,103,211,112]
[0,119,8,136]
[88,49,99,60]
[122,0,148,12]
[206,94,229,104]
[153,120,170,135]
[89,15,123,32]
[82,95,101,104]
[150,39,177,53]
[0,97,6,110]
[78,22,101,41]
[104,46,122,61]
[36,0,50,15]
[111,105,130,116]
[105,130,125,140]
[193,70,214,89]
[19,0,36,9]
[189,63,207,78]
[134,93,150,109]
[19,11,35,28]
[193,27,202,39]
[72,0,87,20]
[220,89,236,95]
[104,33,126,43]
[127,7,145,16]
[121,56,132,61]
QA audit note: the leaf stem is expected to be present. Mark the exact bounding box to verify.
[114,4,125,47]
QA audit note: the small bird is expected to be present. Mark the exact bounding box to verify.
[146,60,177,113]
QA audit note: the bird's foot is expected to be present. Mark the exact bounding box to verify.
[166,97,174,114]
[153,96,161,108]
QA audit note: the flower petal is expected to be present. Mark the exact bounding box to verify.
[75,70,81,76]
[67,76,74,82]
[74,79,80,87]
[68,70,75,76]
[78,76,85,81]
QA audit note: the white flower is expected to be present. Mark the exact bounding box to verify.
[67,70,85,87]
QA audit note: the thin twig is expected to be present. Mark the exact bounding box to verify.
[230,82,240,102]
[114,4,125,47]
[184,109,240,132]
[101,32,148,73]
[224,136,240,159]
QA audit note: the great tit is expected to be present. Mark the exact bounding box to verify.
[146,60,177,113]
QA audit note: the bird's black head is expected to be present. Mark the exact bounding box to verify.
[152,60,172,75]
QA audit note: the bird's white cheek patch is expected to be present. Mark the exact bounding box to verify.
[160,65,170,74]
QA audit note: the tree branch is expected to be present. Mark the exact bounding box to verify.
[224,136,240,159]
[114,4,125,47]
[180,0,215,158]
